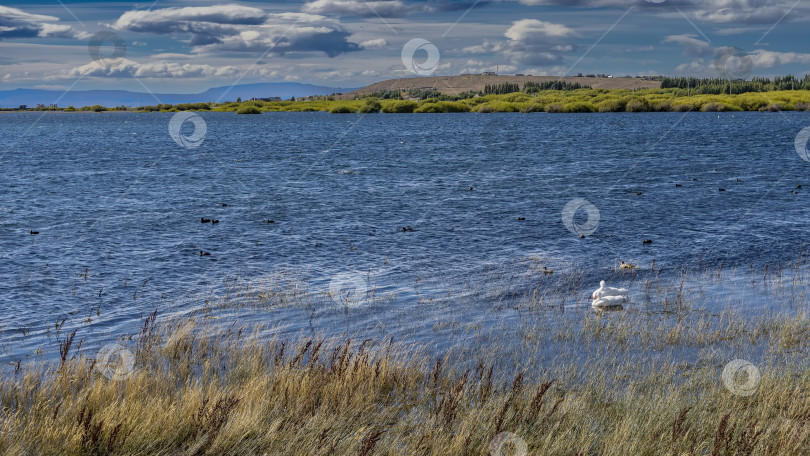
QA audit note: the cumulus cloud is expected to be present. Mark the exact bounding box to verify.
[663,34,714,58]
[302,0,423,17]
[459,19,578,68]
[518,0,808,25]
[111,5,269,32]
[665,35,810,75]
[67,58,240,79]
[504,19,577,41]
[301,0,481,18]
[506,19,578,66]
[196,25,360,57]
[0,5,89,40]
[359,38,388,49]
[111,5,360,57]
[749,50,810,67]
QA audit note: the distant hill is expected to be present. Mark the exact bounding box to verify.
[0,82,357,108]
[345,74,660,98]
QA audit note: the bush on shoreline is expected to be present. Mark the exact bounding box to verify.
[236,105,262,114]
[22,89,810,115]
[328,104,357,114]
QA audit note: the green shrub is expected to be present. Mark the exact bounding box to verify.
[236,105,262,114]
[501,93,532,103]
[562,102,596,113]
[544,103,564,113]
[760,103,784,112]
[413,101,469,113]
[358,99,382,113]
[651,101,672,112]
[475,102,518,113]
[520,103,545,113]
[329,105,357,114]
[381,100,418,113]
[701,102,740,112]
[597,99,625,112]
[625,98,651,112]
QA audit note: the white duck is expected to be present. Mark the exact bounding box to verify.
[592,295,627,307]
[591,280,629,307]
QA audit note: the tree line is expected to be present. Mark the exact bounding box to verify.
[661,75,810,94]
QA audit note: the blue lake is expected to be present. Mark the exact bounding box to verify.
[2,111,810,366]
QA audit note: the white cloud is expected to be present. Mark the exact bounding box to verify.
[0,5,89,40]
[302,0,422,17]
[111,6,361,57]
[663,34,714,58]
[666,36,810,75]
[67,59,240,79]
[750,50,810,67]
[359,38,388,49]
[301,0,479,18]
[504,19,577,41]
[458,19,579,68]
[518,0,810,25]
[112,5,268,32]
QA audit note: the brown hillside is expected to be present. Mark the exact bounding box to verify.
[344,74,660,98]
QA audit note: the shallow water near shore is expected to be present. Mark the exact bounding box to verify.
[2,111,810,368]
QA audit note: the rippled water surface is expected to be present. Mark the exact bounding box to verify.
[2,111,809,365]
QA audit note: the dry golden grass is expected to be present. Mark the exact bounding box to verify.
[4,262,810,455]
[2,306,810,455]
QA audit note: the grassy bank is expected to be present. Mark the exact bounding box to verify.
[3,288,810,454]
[4,261,810,455]
[204,89,810,114]
[11,88,810,115]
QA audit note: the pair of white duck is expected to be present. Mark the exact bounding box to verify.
[591,280,629,307]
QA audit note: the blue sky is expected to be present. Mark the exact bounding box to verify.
[0,0,808,93]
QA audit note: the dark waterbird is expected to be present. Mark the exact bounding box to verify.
[211,219,219,224]
[642,239,653,244]
[199,250,211,256]
[266,219,275,224]
[29,230,39,235]
[718,188,726,192]
[201,218,211,223]
[401,226,416,232]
